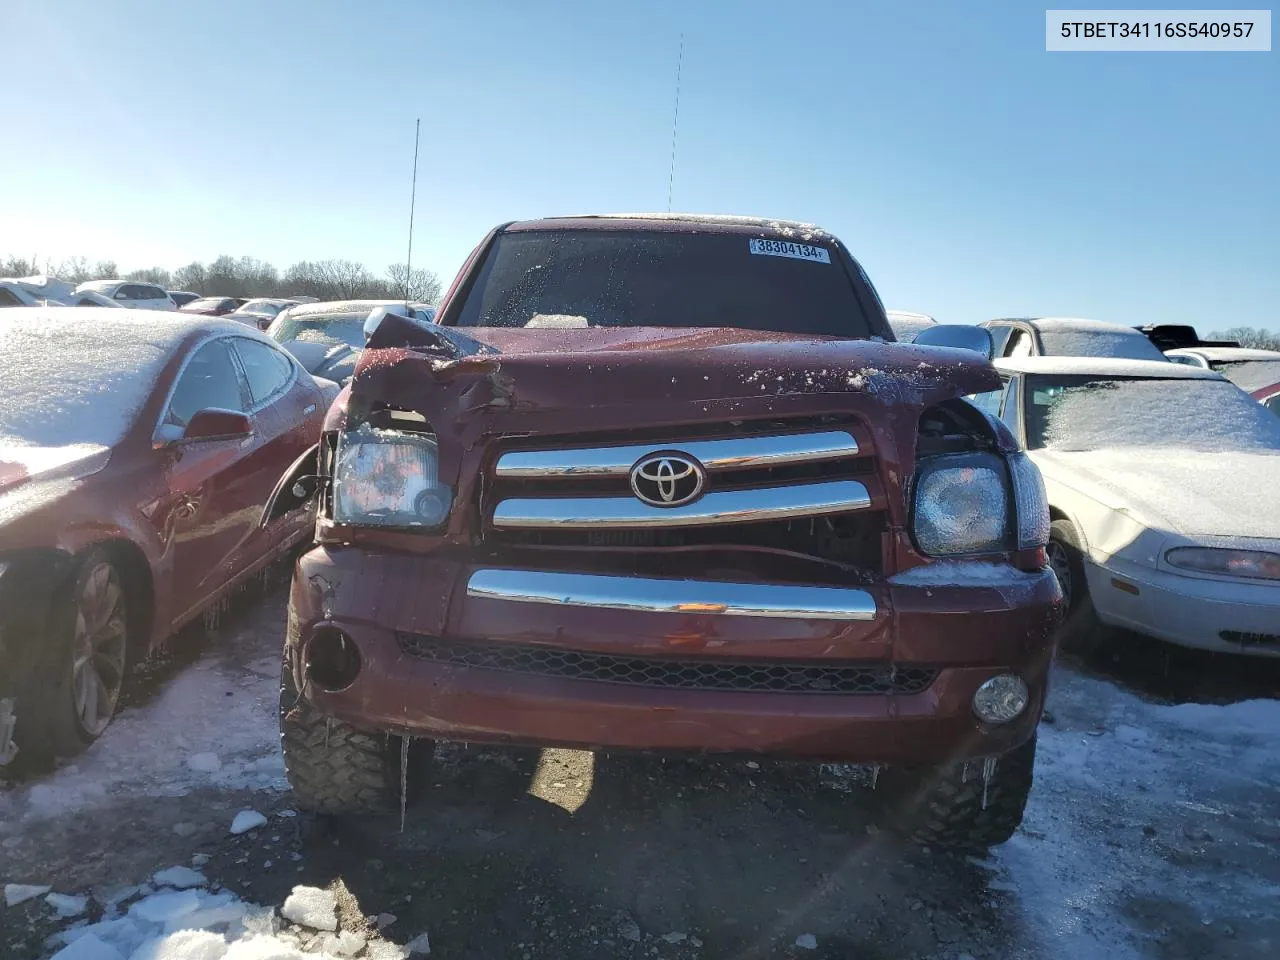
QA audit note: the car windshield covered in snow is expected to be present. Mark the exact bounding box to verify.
[1210,357,1280,392]
[450,229,876,337]
[1032,321,1167,361]
[269,313,366,351]
[1024,375,1280,453]
[0,313,174,450]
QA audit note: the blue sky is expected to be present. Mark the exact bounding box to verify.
[4,1,1276,330]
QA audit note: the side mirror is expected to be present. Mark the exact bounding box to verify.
[181,408,252,443]
[913,324,994,360]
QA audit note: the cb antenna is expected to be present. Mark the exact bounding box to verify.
[405,117,421,303]
[666,33,684,213]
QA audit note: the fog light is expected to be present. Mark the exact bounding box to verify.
[305,626,362,692]
[972,674,1029,725]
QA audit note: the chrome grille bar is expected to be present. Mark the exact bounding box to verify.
[466,569,877,620]
[491,479,871,530]
[494,430,859,478]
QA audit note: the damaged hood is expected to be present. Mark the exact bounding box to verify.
[351,325,999,421]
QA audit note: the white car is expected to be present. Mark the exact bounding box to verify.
[1165,346,1280,393]
[980,317,1168,362]
[266,300,437,385]
[974,356,1280,656]
[74,280,177,310]
[0,278,124,308]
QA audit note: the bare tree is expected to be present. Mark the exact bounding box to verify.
[51,256,93,284]
[0,255,40,277]
[1208,327,1280,351]
[93,260,119,279]
[387,263,442,303]
[172,262,208,293]
[125,266,174,287]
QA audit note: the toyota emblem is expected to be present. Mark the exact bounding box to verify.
[629,453,706,508]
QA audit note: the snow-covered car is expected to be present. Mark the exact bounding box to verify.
[230,298,299,330]
[0,308,331,767]
[980,317,1168,362]
[1165,346,1280,394]
[0,278,125,309]
[885,310,936,343]
[266,300,436,385]
[974,356,1280,656]
[75,280,177,310]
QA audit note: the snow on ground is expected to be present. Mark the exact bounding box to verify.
[987,669,1280,957]
[0,651,283,828]
[40,878,424,960]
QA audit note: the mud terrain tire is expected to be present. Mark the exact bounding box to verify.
[880,735,1037,852]
[279,661,393,815]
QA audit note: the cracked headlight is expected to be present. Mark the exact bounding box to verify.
[912,452,1010,556]
[1166,547,1280,581]
[332,427,453,529]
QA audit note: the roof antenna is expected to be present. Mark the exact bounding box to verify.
[666,33,684,213]
[404,117,421,305]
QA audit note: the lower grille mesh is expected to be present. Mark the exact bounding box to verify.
[1220,630,1280,647]
[396,634,936,695]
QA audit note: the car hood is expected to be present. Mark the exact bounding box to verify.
[1034,448,1280,539]
[352,325,999,418]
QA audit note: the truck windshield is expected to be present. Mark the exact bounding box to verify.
[448,229,876,338]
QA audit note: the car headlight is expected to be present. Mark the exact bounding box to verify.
[1007,452,1050,550]
[912,453,1010,555]
[332,426,453,528]
[911,451,1050,556]
[1165,547,1280,581]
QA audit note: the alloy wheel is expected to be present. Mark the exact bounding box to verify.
[70,563,128,737]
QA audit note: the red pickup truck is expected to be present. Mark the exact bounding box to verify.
[269,215,1062,850]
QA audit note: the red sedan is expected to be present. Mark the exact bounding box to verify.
[0,308,326,767]
[180,296,248,317]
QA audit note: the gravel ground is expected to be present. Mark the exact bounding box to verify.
[2,584,1278,959]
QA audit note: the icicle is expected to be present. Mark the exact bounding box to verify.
[870,764,880,791]
[981,757,997,810]
[399,737,411,833]
[325,717,332,749]
[961,761,971,783]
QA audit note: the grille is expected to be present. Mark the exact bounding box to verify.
[396,634,936,695]
[1220,630,1280,647]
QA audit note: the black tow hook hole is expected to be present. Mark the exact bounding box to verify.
[305,626,362,692]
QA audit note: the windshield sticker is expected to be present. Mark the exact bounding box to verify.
[748,238,831,264]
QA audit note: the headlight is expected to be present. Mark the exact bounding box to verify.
[1165,547,1280,581]
[332,426,453,528]
[912,452,1010,555]
[1007,452,1050,550]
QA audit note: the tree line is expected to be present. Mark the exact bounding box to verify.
[1207,327,1280,351]
[0,254,442,304]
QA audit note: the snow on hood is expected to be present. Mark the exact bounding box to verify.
[0,309,185,450]
[1035,448,1280,539]
[0,443,109,495]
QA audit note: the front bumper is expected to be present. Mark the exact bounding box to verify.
[287,547,1061,764]
[1087,558,1280,656]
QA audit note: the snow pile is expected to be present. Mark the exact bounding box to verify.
[1037,377,1280,453]
[0,309,188,449]
[5,883,52,906]
[37,880,424,960]
[280,886,337,931]
[1031,318,1166,361]
[230,811,269,836]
